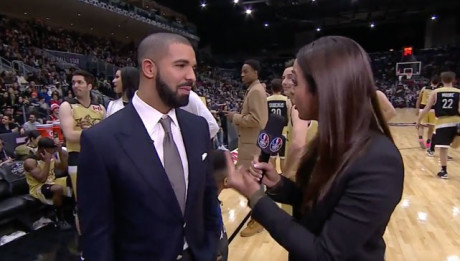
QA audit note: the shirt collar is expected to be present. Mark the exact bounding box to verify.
[132,92,179,136]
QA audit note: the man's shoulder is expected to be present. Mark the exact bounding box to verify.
[249,83,267,96]
[84,108,129,139]
[177,108,206,123]
[176,109,209,137]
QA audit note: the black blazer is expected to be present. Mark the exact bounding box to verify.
[77,104,220,261]
[252,132,404,261]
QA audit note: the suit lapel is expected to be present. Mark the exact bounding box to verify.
[116,104,183,219]
[176,109,202,215]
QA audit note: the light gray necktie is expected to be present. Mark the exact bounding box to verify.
[159,116,186,214]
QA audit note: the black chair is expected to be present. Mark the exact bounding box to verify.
[0,162,44,231]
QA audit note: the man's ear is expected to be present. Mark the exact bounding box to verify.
[142,59,157,80]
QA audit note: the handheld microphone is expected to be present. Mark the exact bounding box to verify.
[257,114,286,168]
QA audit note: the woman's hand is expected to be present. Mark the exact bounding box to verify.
[248,156,281,188]
[225,152,261,198]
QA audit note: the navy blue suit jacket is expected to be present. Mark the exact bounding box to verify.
[77,104,220,261]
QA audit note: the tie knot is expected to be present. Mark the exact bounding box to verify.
[159,116,172,134]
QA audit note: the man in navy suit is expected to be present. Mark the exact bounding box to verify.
[77,33,220,261]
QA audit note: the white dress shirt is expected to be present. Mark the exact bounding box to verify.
[132,93,190,250]
[132,93,189,195]
[181,90,219,138]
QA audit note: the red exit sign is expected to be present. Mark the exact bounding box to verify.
[403,47,413,56]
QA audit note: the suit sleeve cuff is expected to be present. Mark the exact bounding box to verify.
[248,189,266,209]
[266,176,284,196]
[232,114,242,125]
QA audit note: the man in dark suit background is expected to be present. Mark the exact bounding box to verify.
[77,33,220,261]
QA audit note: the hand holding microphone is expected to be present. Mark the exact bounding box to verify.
[249,156,281,188]
[255,114,286,183]
[226,114,286,198]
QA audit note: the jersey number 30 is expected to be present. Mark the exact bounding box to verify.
[271,108,282,116]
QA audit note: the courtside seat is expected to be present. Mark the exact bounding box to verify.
[0,162,44,230]
[0,171,30,226]
[0,197,29,223]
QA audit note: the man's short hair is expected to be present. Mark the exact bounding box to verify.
[431,75,440,86]
[38,137,56,149]
[73,70,95,86]
[137,33,192,65]
[28,130,41,140]
[441,71,456,84]
[244,59,261,74]
[209,150,228,183]
[285,59,295,68]
[270,79,283,93]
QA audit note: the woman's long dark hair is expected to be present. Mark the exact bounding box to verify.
[295,36,394,213]
[120,67,139,101]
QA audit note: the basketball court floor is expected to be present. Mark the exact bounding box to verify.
[0,109,458,261]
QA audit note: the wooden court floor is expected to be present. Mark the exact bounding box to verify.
[220,109,460,261]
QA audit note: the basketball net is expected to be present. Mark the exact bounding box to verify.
[406,72,413,80]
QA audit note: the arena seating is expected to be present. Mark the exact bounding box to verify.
[0,132,66,234]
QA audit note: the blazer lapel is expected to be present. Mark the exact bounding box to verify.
[116,104,183,219]
[176,109,203,215]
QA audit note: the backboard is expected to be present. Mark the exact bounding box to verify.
[396,61,421,76]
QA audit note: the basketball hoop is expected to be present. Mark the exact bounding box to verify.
[406,72,413,80]
[395,61,420,80]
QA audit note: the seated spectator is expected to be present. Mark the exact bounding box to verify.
[47,104,60,123]
[49,92,62,106]
[15,130,41,157]
[64,90,74,102]
[0,115,19,133]
[23,137,71,229]
[0,92,12,107]
[23,112,40,132]
[15,145,32,161]
[0,138,13,166]
[38,96,50,111]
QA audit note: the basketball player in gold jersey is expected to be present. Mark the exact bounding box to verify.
[60,70,106,198]
[24,137,71,229]
[281,62,316,180]
[416,75,440,149]
[267,78,291,173]
[60,70,105,232]
[417,71,460,179]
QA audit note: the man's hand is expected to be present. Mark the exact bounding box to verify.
[223,111,236,121]
[41,150,53,163]
[80,121,91,130]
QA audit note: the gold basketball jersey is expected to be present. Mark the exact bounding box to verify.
[420,86,435,108]
[66,99,105,152]
[26,159,56,198]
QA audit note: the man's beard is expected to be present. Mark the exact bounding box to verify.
[156,73,190,108]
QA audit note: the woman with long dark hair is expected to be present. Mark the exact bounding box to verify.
[106,67,139,117]
[226,36,404,260]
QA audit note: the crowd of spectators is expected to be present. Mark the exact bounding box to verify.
[1,12,460,126]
